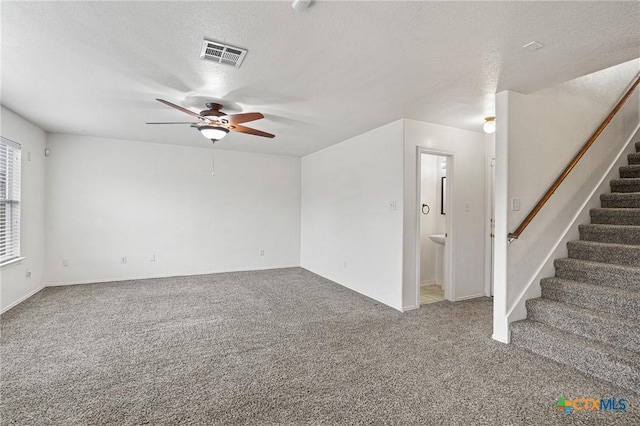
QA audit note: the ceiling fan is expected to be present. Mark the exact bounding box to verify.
[147,99,275,142]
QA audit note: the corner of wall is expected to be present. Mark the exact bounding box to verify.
[300,120,405,310]
[491,90,510,343]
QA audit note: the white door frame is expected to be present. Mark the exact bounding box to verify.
[484,157,496,297]
[415,147,455,304]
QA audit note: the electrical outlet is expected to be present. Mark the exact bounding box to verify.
[25,269,31,278]
[150,254,156,262]
[259,249,265,256]
[62,258,69,267]
[120,256,127,264]
[389,201,397,211]
[511,198,521,211]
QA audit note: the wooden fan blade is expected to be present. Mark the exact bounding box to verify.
[231,124,275,138]
[146,122,195,125]
[221,112,264,125]
[156,99,206,120]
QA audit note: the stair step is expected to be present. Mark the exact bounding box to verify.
[629,152,640,165]
[579,224,640,245]
[590,208,640,225]
[620,165,640,178]
[554,258,640,291]
[611,178,640,193]
[567,240,640,267]
[600,193,640,208]
[540,277,640,320]
[511,320,640,394]
[526,298,640,353]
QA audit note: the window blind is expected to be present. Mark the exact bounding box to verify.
[0,137,21,264]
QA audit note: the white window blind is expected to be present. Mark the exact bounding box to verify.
[0,137,21,264]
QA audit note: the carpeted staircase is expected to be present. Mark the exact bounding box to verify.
[511,141,640,394]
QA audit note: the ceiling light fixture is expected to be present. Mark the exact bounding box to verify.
[292,0,311,11]
[199,126,229,142]
[483,117,496,134]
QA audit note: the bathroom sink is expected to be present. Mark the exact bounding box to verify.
[429,234,446,245]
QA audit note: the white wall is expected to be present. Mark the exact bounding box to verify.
[300,120,405,310]
[493,59,640,342]
[45,134,301,285]
[1,106,47,312]
[403,119,488,309]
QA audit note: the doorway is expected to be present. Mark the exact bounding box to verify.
[416,150,453,305]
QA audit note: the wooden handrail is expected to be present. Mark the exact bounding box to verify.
[509,74,640,241]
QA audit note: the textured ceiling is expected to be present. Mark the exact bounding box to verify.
[2,1,639,156]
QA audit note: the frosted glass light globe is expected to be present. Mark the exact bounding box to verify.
[483,117,496,134]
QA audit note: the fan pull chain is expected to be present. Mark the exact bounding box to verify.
[211,149,215,176]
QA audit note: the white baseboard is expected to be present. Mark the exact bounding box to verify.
[1,284,45,314]
[47,274,170,287]
[492,333,510,344]
[45,265,302,287]
[334,281,403,312]
[300,266,404,312]
[402,304,420,312]
[453,293,486,302]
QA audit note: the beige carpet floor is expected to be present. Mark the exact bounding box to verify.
[1,268,637,425]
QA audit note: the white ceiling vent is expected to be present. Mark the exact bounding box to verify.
[200,39,247,68]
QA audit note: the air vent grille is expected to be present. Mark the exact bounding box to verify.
[200,39,247,68]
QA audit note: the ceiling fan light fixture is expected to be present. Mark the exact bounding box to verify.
[150,99,275,140]
[483,116,496,134]
[199,126,229,141]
